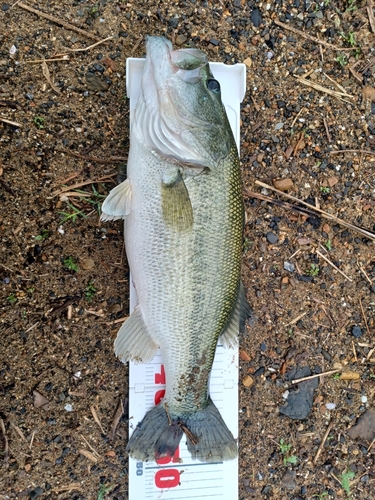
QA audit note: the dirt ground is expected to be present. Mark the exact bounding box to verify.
[1,0,375,499]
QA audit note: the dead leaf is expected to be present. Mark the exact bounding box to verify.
[33,390,49,410]
[109,398,124,441]
[102,56,116,72]
[363,86,375,102]
[42,61,59,93]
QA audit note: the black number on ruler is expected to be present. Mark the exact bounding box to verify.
[136,462,143,476]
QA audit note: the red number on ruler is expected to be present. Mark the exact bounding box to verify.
[155,469,180,488]
[156,448,180,465]
[154,365,166,384]
[154,389,165,405]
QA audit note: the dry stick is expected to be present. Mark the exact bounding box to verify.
[26,56,69,63]
[352,340,358,363]
[367,0,375,34]
[274,19,357,51]
[65,36,114,52]
[50,175,116,198]
[358,263,373,284]
[316,249,353,282]
[322,72,348,95]
[313,421,334,465]
[359,297,371,335]
[0,418,9,468]
[254,180,375,242]
[55,148,127,164]
[90,406,105,434]
[109,399,124,441]
[369,435,375,452]
[131,35,143,54]
[285,311,307,327]
[295,77,354,104]
[291,369,339,385]
[246,190,318,216]
[330,149,375,156]
[291,107,304,128]
[80,434,101,457]
[0,117,22,127]
[18,3,101,42]
[323,117,331,143]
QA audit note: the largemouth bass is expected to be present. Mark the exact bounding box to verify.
[101,36,250,463]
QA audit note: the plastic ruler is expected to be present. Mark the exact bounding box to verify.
[126,57,246,500]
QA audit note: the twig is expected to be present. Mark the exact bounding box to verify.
[50,175,115,198]
[80,434,101,457]
[131,35,143,54]
[90,406,105,434]
[0,117,22,127]
[29,430,36,449]
[274,19,357,51]
[291,369,339,385]
[254,180,375,242]
[316,249,353,282]
[323,72,348,94]
[24,322,39,333]
[65,36,114,52]
[285,311,307,327]
[323,117,331,143]
[368,435,375,452]
[104,316,128,325]
[246,190,317,216]
[330,149,375,156]
[367,0,375,34]
[313,421,334,465]
[358,263,372,284]
[352,340,358,363]
[17,3,101,42]
[55,148,127,164]
[295,76,354,104]
[109,399,125,441]
[291,107,304,128]
[359,297,370,335]
[25,56,70,63]
[0,418,9,468]
[51,484,83,493]
[10,422,26,441]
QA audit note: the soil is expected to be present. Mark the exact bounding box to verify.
[1,1,375,499]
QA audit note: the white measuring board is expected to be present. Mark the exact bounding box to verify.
[126,56,246,500]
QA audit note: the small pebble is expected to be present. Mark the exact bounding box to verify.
[284,262,295,272]
[361,395,368,403]
[266,232,278,244]
[242,375,254,387]
[352,325,362,338]
[325,403,336,410]
[64,403,73,412]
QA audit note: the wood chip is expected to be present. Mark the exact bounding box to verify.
[340,372,360,381]
[79,448,98,463]
[242,375,254,387]
[91,405,105,434]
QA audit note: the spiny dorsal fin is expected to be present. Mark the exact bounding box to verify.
[101,178,132,221]
[218,281,252,348]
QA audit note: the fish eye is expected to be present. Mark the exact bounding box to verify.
[206,79,220,93]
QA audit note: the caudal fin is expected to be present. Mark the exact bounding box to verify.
[184,398,237,462]
[126,399,237,463]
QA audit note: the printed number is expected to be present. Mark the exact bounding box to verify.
[154,389,165,405]
[155,365,166,384]
[155,469,180,488]
[156,448,180,465]
[136,462,143,476]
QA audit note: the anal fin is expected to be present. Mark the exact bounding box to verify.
[101,178,132,221]
[219,281,252,348]
[114,306,159,363]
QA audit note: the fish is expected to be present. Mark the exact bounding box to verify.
[101,36,251,463]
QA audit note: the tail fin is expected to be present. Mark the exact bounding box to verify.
[126,399,237,463]
[126,404,183,462]
[184,398,237,462]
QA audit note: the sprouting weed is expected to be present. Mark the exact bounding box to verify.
[33,116,45,129]
[85,281,97,301]
[320,186,330,194]
[278,439,298,466]
[340,470,355,497]
[63,256,79,272]
[335,53,347,67]
[305,263,319,277]
[324,240,332,251]
[97,483,115,500]
[35,229,49,241]
[58,202,87,223]
[7,294,17,304]
[332,372,341,380]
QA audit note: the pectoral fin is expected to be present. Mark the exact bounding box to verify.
[101,178,132,221]
[219,282,252,348]
[161,170,193,231]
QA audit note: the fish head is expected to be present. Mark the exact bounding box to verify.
[134,36,234,170]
